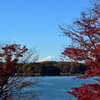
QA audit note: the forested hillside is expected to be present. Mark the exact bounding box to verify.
[0,61,89,76]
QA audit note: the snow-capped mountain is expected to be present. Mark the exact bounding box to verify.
[37,56,61,62]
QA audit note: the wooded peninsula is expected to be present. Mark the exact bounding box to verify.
[0,61,89,76]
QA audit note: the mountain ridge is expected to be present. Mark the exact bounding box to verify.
[37,56,61,62]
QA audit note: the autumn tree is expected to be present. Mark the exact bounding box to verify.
[22,46,39,63]
[0,44,40,100]
[60,0,100,99]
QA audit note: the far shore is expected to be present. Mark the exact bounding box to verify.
[13,73,82,76]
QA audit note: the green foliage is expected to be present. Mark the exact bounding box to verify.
[13,61,89,76]
[39,64,61,76]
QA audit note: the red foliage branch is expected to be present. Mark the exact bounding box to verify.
[67,83,100,100]
[0,44,28,99]
[60,0,100,99]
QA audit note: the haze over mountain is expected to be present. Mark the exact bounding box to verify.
[37,56,61,62]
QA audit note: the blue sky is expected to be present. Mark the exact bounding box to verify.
[0,0,89,61]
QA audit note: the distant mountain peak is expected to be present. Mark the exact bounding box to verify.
[37,56,61,62]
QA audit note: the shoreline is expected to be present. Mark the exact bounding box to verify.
[13,73,82,76]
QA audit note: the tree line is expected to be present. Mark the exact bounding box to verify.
[10,61,89,76]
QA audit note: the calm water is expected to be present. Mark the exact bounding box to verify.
[23,76,98,100]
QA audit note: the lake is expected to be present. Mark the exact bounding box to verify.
[22,75,98,100]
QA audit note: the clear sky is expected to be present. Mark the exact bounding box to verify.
[0,0,89,61]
